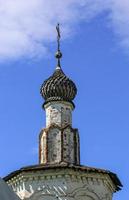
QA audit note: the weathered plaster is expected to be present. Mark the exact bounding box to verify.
[39,101,80,165]
[7,169,114,200]
[44,101,73,128]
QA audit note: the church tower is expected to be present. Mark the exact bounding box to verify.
[4,24,122,200]
[39,24,79,166]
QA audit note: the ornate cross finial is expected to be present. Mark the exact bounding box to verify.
[55,23,62,70]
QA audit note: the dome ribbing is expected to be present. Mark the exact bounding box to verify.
[40,68,77,107]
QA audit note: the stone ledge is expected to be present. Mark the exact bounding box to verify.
[4,164,122,192]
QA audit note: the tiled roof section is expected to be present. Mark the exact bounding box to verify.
[4,163,122,191]
[40,68,77,107]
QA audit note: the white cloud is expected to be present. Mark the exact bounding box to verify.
[109,0,129,52]
[0,0,129,61]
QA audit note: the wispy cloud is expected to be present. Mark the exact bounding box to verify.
[0,0,129,61]
[109,0,129,52]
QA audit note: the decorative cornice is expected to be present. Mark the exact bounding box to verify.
[4,164,122,192]
[6,170,115,200]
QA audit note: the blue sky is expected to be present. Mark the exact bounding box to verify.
[0,1,129,200]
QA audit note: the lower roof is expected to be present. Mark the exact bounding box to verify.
[4,163,122,191]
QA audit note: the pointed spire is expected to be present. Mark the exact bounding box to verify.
[55,23,62,70]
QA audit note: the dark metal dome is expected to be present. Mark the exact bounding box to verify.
[40,68,77,107]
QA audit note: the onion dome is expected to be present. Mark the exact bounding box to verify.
[40,67,77,107]
[40,24,77,107]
